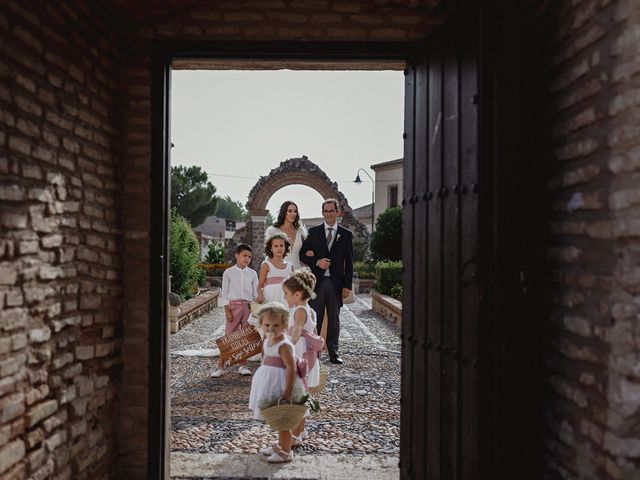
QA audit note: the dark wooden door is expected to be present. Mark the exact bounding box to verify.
[400,11,481,480]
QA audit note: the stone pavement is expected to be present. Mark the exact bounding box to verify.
[170,295,401,479]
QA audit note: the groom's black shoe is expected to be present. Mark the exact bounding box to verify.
[329,356,343,365]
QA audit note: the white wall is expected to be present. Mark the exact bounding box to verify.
[373,164,403,221]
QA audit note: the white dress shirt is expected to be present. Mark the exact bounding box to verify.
[323,222,338,277]
[220,265,258,306]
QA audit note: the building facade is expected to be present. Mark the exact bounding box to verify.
[371,158,403,222]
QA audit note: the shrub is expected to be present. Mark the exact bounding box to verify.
[390,284,403,301]
[370,206,402,261]
[375,260,402,295]
[354,261,376,280]
[170,208,201,300]
[204,242,225,264]
[353,237,369,263]
[196,266,206,287]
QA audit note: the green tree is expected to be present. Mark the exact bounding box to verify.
[169,208,201,300]
[214,195,246,220]
[370,206,402,261]
[171,165,218,227]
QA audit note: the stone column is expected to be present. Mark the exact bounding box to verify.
[247,209,268,270]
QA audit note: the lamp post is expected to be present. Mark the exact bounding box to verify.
[354,168,375,234]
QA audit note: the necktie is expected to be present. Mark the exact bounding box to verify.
[327,227,333,246]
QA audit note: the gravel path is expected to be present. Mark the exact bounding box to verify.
[170,294,401,471]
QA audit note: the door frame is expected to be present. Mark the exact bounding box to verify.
[149,40,422,479]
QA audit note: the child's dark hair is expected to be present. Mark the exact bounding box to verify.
[263,232,291,258]
[283,268,317,300]
[235,243,253,254]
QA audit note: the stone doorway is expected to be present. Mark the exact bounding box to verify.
[160,47,410,478]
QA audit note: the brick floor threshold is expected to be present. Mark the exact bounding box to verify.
[171,452,398,480]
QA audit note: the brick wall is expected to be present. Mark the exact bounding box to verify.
[541,1,640,478]
[0,1,122,478]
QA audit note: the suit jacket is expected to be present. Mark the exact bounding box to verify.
[299,224,354,303]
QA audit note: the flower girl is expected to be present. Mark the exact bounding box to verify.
[283,269,324,446]
[257,232,294,307]
[248,302,306,463]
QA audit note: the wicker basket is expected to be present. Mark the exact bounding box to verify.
[307,365,329,395]
[261,402,307,431]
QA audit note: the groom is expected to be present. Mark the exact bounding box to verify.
[300,199,354,365]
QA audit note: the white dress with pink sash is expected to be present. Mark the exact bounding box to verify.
[248,337,305,420]
[262,259,293,307]
[289,304,321,388]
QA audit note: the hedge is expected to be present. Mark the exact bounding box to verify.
[354,261,376,280]
[375,260,402,296]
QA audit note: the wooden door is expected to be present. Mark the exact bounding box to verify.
[400,11,481,480]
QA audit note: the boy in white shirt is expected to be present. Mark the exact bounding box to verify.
[211,244,258,378]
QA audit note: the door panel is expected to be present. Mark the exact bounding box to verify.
[400,58,416,480]
[400,11,481,480]
[425,52,443,480]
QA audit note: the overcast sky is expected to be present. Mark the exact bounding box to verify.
[170,69,403,220]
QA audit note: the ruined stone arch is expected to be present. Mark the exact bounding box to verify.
[238,156,369,268]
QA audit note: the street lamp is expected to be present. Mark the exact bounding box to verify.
[354,168,375,234]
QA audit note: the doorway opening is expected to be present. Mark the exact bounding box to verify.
[164,59,408,478]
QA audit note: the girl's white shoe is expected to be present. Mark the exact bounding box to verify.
[266,449,293,463]
[260,445,277,456]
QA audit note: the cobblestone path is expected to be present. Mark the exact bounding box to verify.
[170,294,401,478]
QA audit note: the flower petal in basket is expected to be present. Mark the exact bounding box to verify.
[261,403,307,431]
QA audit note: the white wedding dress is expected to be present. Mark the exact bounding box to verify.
[264,225,307,270]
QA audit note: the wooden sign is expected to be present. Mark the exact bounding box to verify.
[215,326,262,368]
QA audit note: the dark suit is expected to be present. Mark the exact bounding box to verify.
[300,223,354,359]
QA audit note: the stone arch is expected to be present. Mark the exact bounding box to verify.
[240,156,369,268]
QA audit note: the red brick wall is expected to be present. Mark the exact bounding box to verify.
[0,1,122,478]
[540,1,640,478]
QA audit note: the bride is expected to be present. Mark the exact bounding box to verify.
[264,201,307,270]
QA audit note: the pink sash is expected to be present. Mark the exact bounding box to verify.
[263,355,308,388]
[264,277,286,286]
[301,329,324,351]
[300,330,324,372]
